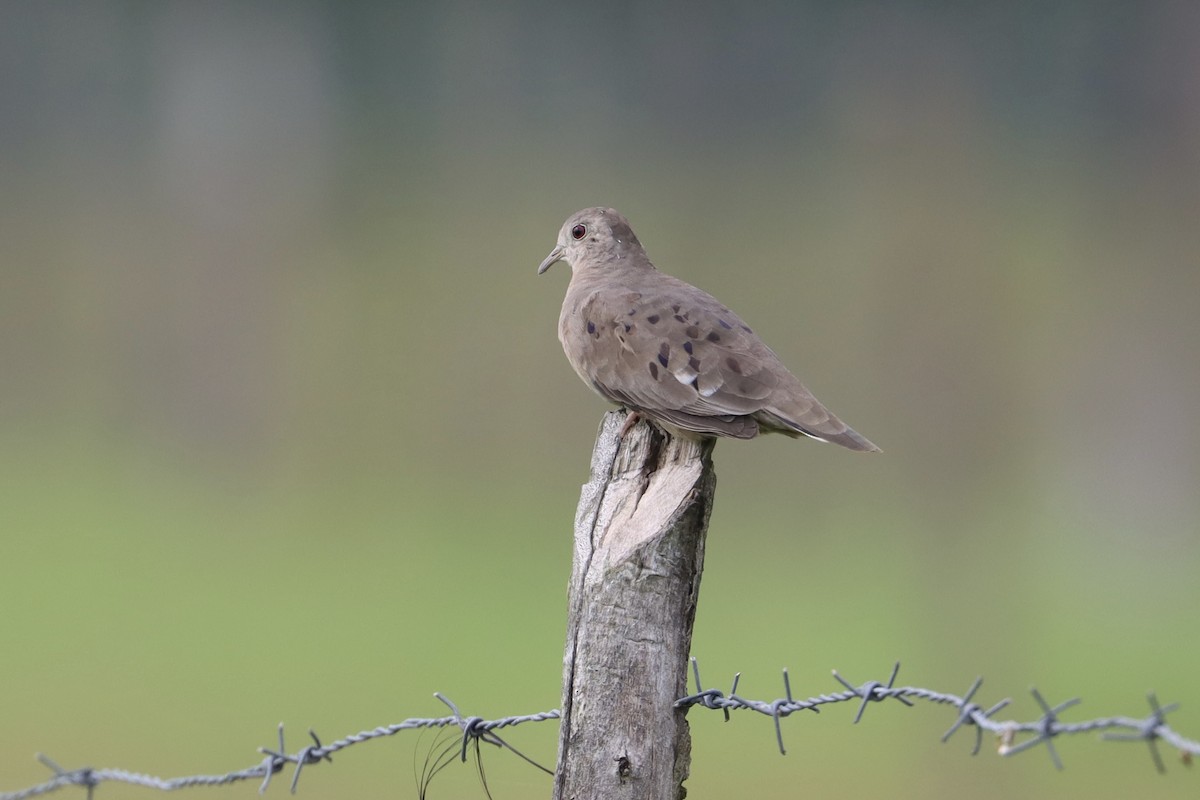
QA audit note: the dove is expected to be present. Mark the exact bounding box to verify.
[537,207,880,452]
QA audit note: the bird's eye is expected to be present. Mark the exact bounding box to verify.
[571,224,587,240]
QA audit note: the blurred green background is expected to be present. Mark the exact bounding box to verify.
[2,2,1199,798]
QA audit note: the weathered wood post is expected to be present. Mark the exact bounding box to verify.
[553,410,717,800]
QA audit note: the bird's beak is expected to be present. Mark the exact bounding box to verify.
[537,244,565,275]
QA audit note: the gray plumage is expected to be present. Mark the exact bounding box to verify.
[537,207,880,452]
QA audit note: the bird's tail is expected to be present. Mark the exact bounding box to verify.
[756,407,882,452]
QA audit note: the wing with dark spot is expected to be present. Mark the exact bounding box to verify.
[573,274,878,450]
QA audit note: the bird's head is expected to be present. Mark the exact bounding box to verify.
[537,207,647,275]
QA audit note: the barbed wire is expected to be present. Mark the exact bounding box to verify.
[676,659,1198,772]
[2,660,1195,800]
[0,695,559,800]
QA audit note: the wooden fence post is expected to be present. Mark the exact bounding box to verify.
[553,410,717,800]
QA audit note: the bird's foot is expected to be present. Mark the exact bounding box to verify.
[619,410,643,438]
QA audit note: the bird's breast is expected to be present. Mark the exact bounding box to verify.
[558,287,599,388]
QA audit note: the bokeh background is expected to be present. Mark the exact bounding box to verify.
[3,3,1199,798]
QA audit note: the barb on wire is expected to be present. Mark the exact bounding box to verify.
[34,755,97,800]
[435,693,553,778]
[938,676,1011,756]
[832,661,915,723]
[3,663,1198,800]
[1101,692,1181,774]
[997,688,1080,770]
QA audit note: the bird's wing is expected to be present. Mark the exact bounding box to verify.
[574,278,825,437]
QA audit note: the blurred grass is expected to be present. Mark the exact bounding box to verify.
[2,3,1200,799]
